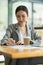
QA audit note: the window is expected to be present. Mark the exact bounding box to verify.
[0,0,8,40]
[33,3,43,27]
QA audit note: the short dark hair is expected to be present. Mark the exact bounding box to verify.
[15,5,28,16]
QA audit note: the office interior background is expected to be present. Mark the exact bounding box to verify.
[0,0,43,64]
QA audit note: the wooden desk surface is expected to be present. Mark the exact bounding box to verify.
[0,46,43,59]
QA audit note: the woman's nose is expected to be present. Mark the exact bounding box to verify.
[20,17,23,21]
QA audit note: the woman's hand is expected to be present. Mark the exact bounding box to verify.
[6,38,15,46]
[16,41,24,45]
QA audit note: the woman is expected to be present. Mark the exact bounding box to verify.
[1,5,41,65]
[1,5,41,46]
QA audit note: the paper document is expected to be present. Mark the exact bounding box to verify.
[8,45,43,51]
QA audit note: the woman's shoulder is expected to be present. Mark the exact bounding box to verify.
[8,23,18,29]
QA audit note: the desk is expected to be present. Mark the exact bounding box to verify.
[0,46,43,59]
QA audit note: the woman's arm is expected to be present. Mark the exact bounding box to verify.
[1,25,13,45]
[31,29,41,47]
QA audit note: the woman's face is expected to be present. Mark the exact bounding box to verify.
[16,10,28,25]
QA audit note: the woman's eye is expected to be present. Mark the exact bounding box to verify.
[17,15,26,18]
[22,15,25,18]
[17,15,20,18]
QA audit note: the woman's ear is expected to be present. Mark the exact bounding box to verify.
[27,14,29,19]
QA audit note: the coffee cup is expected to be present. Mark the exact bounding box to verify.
[24,36,30,45]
